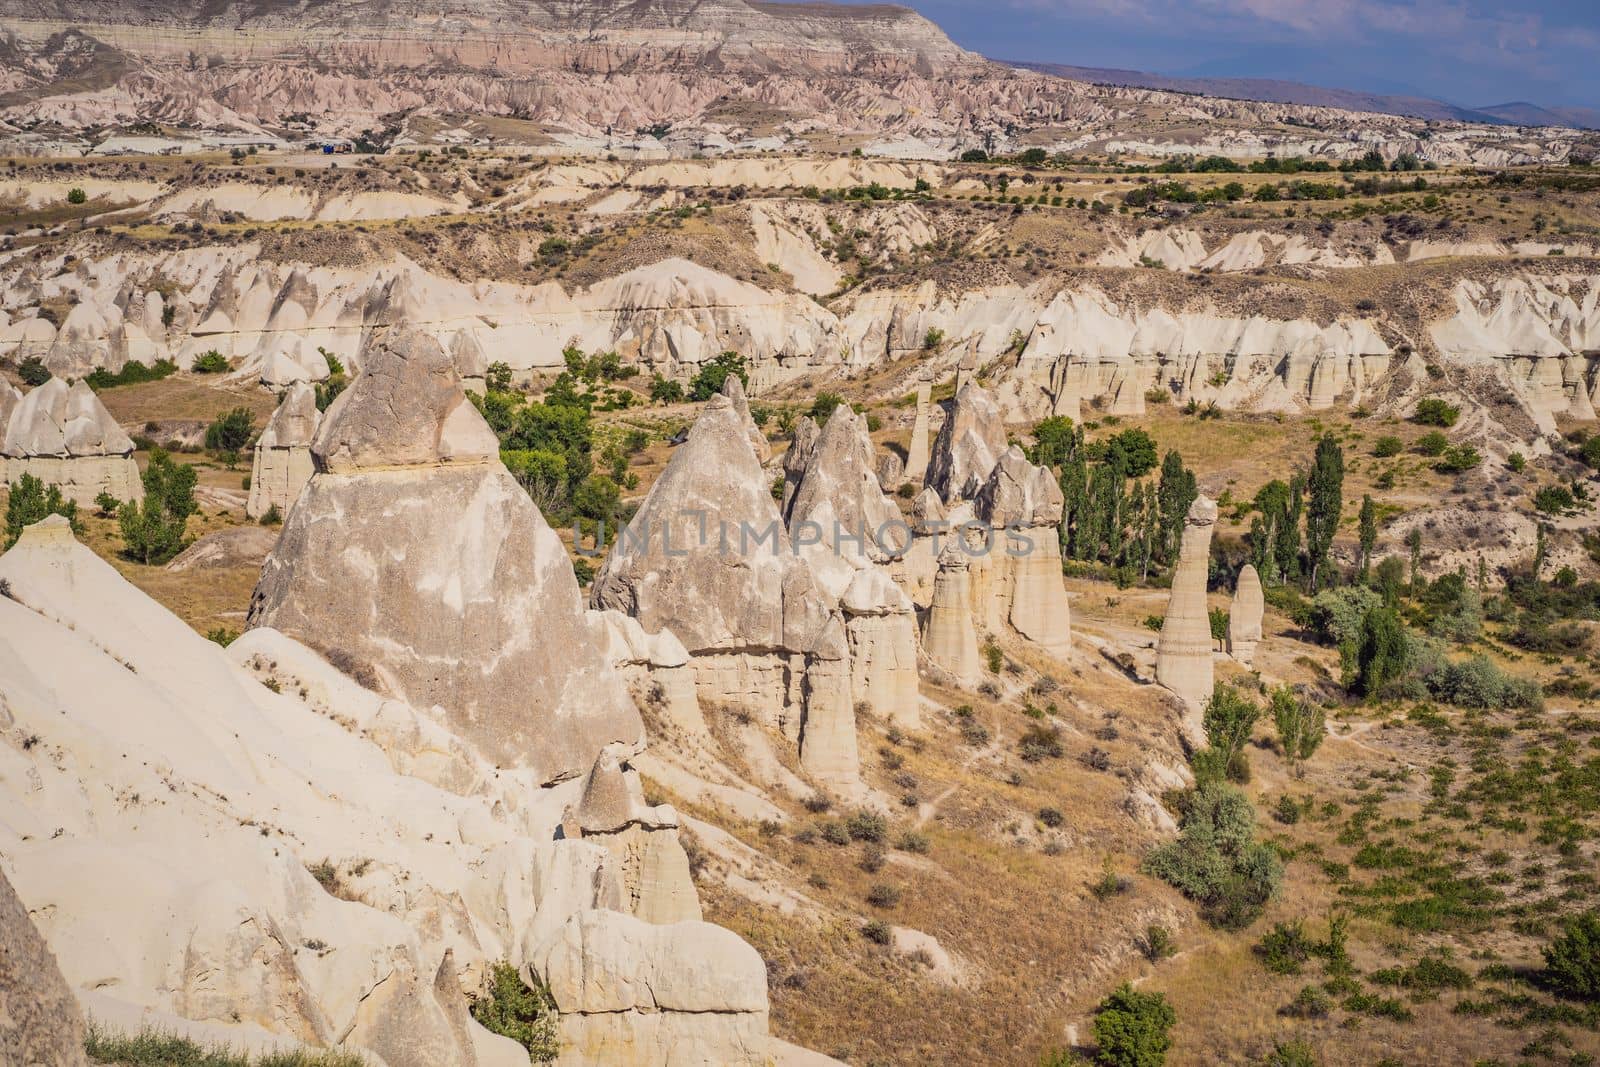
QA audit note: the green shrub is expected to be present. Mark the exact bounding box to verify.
[866,882,902,908]
[84,1023,365,1067]
[191,350,229,374]
[1415,430,1449,456]
[1259,1040,1317,1067]
[1435,444,1481,473]
[85,358,178,390]
[687,351,747,401]
[1282,985,1332,1018]
[4,473,81,548]
[845,810,887,842]
[66,186,87,205]
[17,355,49,386]
[1139,925,1176,961]
[1413,397,1460,427]
[94,490,120,517]
[469,960,560,1062]
[1543,911,1600,999]
[1256,920,1313,974]
[1019,721,1064,761]
[1372,435,1403,457]
[1534,484,1578,515]
[1143,783,1282,930]
[984,640,1004,673]
[862,918,892,944]
[1092,984,1175,1067]
[259,503,282,526]
[1508,451,1527,473]
[206,628,238,647]
[1038,806,1065,828]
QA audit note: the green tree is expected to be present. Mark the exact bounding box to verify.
[1156,450,1197,567]
[4,474,80,548]
[688,351,748,401]
[1543,912,1600,1000]
[485,361,513,392]
[649,375,685,404]
[1032,416,1080,469]
[1144,783,1282,929]
[1405,527,1424,588]
[1204,681,1261,782]
[204,407,255,454]
[1353,603,1410,698]
[1109,428,1158,478]
[573,472,621,525]
[1092,984,1175,1067]
[1357,494,1377,581]
[1304,436,1344,591]
[117,449,198,565]
[1270,686,1326,778]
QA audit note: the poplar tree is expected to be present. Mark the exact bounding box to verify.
[1357,495,1377,581]
[1305,436,1344,591]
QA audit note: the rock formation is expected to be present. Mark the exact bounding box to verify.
[974,446,1071,655]
[1229,563,1264,668]
[0,513,774,1066]
[785,404,907,569]
[0,866,87,1067]
[922,543,982,686]
[248,327,644,784]
[842,567,921,726]
[926,381,1007,503]
[904,371,933,483]
[246,380,320,520]
[561,745,702,925]
[591,377,859,789]
[1,377,142,505]
[534,910,770,1066]
[1156,495,1218,724]
[450,329,489,393]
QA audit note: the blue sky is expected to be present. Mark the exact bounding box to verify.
[903,0,1600,109]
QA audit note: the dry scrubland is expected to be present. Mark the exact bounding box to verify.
[5,148,1600,1067]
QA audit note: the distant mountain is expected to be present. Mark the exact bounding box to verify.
[1476,102,1600,131]
[1016,62,1598,130]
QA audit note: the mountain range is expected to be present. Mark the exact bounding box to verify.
[1017,62,1600,130]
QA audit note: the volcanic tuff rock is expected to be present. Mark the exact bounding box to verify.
[785,404,907,568]
[590,377,859,787]
[1157,495,1219,730]
[0,513,772,1064]
[922,544,982,686]
[534,909,770,1066]
[0,865,87,1067]
[926,381,1007,503]
[561,745,703,925]
[248,327,643,784]
[246,380,320,519]
[975,447,1071,655]
[1229,564,1264,668]
[904,371,933,483]
[0,377,142,506]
